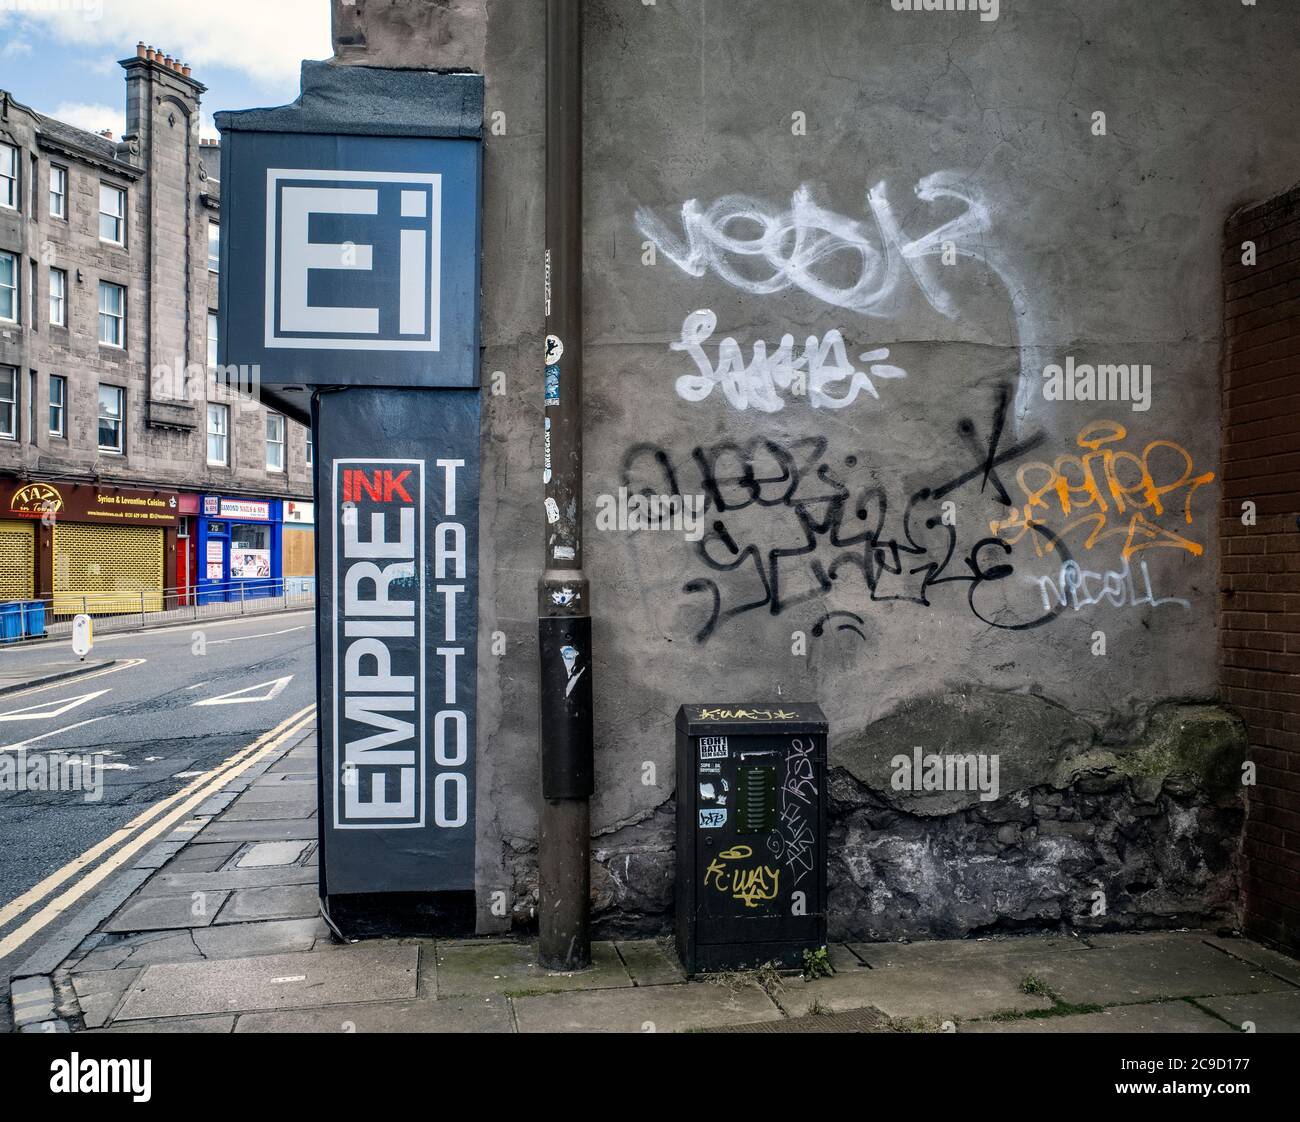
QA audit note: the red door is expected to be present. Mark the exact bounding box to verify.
[175,519,191,606]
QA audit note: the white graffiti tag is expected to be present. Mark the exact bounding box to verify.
[637,174,1043,426]
[673,309,906,412]
[635,175,992,319]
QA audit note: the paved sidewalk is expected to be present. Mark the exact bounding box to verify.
[9,727,1300,1034]
[0,657,115,696]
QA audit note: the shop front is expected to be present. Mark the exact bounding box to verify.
[0,478,178,614]
[283,499,315,594]
[195,494,284,604]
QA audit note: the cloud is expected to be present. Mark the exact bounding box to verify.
[45,101,124,139]
[1,38,32,58]
[0,0,331,87]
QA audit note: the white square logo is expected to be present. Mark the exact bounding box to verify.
[265,169,441,352]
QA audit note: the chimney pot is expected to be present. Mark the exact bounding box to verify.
[136,42,146,58]
[182,64,192,77]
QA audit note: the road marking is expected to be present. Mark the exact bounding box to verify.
[193,675,294,706]
[0,705,314,939]
[0,707,315,963]
[0,659,144,703]
[13,609,315,648]
[0,688,112,723]
[208,626,307,645]
[0,716,110,752]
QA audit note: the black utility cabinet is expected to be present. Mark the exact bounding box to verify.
[675,703,828,975]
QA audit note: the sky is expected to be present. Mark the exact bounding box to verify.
[0,0,333,139]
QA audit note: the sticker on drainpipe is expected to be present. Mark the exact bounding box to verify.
[545,363,560,406]
[545,497,560,524]
[544,334,564,364]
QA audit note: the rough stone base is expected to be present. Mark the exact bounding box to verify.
[504,692,1249,943]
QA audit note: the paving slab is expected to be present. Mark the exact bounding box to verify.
[133,841,187,870]
[90,1015,235,1033]
[850,934,1086,967]
[144,865,316,892]
[114,944,419,1020]
[102,890,231,933]
[1024,937,1294,1006]
[235,840,312,867]
[776,955,1055,1022]
[71,931,206,972]
[193,917,330,958]
[512,980,782,1032]
[214,884,319,924]
[1197,990,1300,1033]
[160,842,241,872]
[236,996,512,1033]
[232,783,317,802]
[11,976,56,1027]
[71,969,142,1029]
[1203,936,1300,987]
[220,800,318,822]
[434,939,633,997]
[963,1000,1232,1033]
[714,1006,892,1033]
[615,939,686,986]
[198,820,316,843]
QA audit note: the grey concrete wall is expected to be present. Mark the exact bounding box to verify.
[350,0,1300,937]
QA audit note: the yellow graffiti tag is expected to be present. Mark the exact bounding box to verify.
[989,421,1215,560]
[697,707,799,721]
[703,844,781,909]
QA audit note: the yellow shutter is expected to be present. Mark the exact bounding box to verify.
[52,524,164,614]
[0,520,35,600]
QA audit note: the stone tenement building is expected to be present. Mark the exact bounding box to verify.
[0,44,314,611]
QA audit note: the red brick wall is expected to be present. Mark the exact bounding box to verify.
[1222,184,1300,953]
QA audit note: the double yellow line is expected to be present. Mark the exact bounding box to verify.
[0,704,316,963]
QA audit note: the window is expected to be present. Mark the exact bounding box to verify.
[28,260,35,329]
[98,281,125,347]
[207,402,229,466]
[49,268,66,327]
[49,165,67,219]
[266,412,285,472]
[0,143,16,210]
[0,251,17,322]
[207,311,218,367]
[99,183,125,244]
[97,384,124,452]
[208,221,219,272]
[305,429,313,467]
[49,374,65,437]
[27,369,34,443]
[230,523,270,580]
[0,366,16,439]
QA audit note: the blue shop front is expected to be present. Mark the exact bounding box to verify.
[195,495,284,604]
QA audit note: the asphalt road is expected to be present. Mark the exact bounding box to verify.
[0,611,316,922]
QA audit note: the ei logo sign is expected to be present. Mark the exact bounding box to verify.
[264,169,442,351]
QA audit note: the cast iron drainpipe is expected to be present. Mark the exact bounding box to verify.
[538,0,594,971]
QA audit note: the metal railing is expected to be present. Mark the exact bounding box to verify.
[1,578,316,643]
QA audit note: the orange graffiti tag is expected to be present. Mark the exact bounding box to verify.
[989,420,1215,560]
